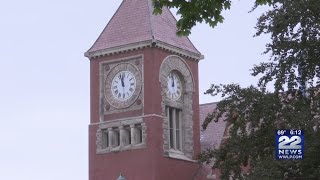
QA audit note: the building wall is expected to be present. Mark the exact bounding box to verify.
[89,47,205,180]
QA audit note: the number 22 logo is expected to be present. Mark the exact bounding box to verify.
[278,136,302,149]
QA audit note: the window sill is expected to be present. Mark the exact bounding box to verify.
[167,149,197,162]
[97,143,146,154]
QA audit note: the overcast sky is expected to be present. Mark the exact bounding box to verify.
[0,0,269,179]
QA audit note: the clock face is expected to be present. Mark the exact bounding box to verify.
[104,63,142,109]
[111,71,136,101]
[166,71,182,100]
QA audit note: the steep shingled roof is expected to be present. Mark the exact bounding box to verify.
[199,102,227,150]
[86,0,200,57]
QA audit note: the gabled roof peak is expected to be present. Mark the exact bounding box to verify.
[86,0,202,59]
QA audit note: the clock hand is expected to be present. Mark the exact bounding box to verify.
[122,74,126,98]
[171,74,175,87]
[123,86,125,98]
[121,73,125,87]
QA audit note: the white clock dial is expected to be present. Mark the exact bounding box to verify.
[166,71,182,100]
[111,71,136,101]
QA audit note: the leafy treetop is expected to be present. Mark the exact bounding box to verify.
[153,0,272,36]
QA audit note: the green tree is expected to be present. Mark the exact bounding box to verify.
[197,0,320,179]
[153,0,272,35]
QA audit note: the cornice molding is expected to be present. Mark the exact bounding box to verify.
[155,40,204,61]
[85,40,152,58]
[84,40,204,61]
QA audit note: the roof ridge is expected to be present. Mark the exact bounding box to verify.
[87,0,125,53]
[86,0,202,59]
[146,0,155,40]
[162,4,201,54]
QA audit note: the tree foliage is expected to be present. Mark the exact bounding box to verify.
[153,0,272,35]
[200,85,320,179]
[197,0,320,179]
[252,0,320,92]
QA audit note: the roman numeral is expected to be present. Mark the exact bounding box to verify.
[130,83,135,86]
[114,90,119,95]
[129,78,133,81]
[122,93,125,99]
[129,88,134,92]
[113,86,117,89]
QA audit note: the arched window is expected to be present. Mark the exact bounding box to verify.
[159,55,195,160]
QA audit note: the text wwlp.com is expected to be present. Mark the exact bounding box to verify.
[277,155,303,160]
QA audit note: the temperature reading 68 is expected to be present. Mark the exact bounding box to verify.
[277,130,286,136]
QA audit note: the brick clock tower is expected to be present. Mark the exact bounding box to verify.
[85,0,204,179]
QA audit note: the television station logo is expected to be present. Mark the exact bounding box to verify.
[276,130,304,160]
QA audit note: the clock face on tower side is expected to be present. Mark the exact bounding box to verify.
[166,71,182,101]
[111,71,136,101]
[104,63,142,109]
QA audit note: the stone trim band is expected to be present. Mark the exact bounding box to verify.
[96,118,147,154]
[85,40,204,61]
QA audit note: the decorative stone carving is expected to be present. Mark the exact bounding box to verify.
[99,55,144,117]
[96,118,147,154]
[159,55,195,160]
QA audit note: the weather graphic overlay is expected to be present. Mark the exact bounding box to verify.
[276,130,304,160]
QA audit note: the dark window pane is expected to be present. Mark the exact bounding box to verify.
[102,130,109,149]
[136,124,143,144]
[175,110,180,131]
[169,108,174,148]
[176,129,180,150]
[124,125,131,145]
[170,129,174,148]
[113,127,120,147]
[169,108,173,129]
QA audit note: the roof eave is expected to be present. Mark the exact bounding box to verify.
[85,40,204,61]
[84,40,153,59]
[154,41,204,61]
